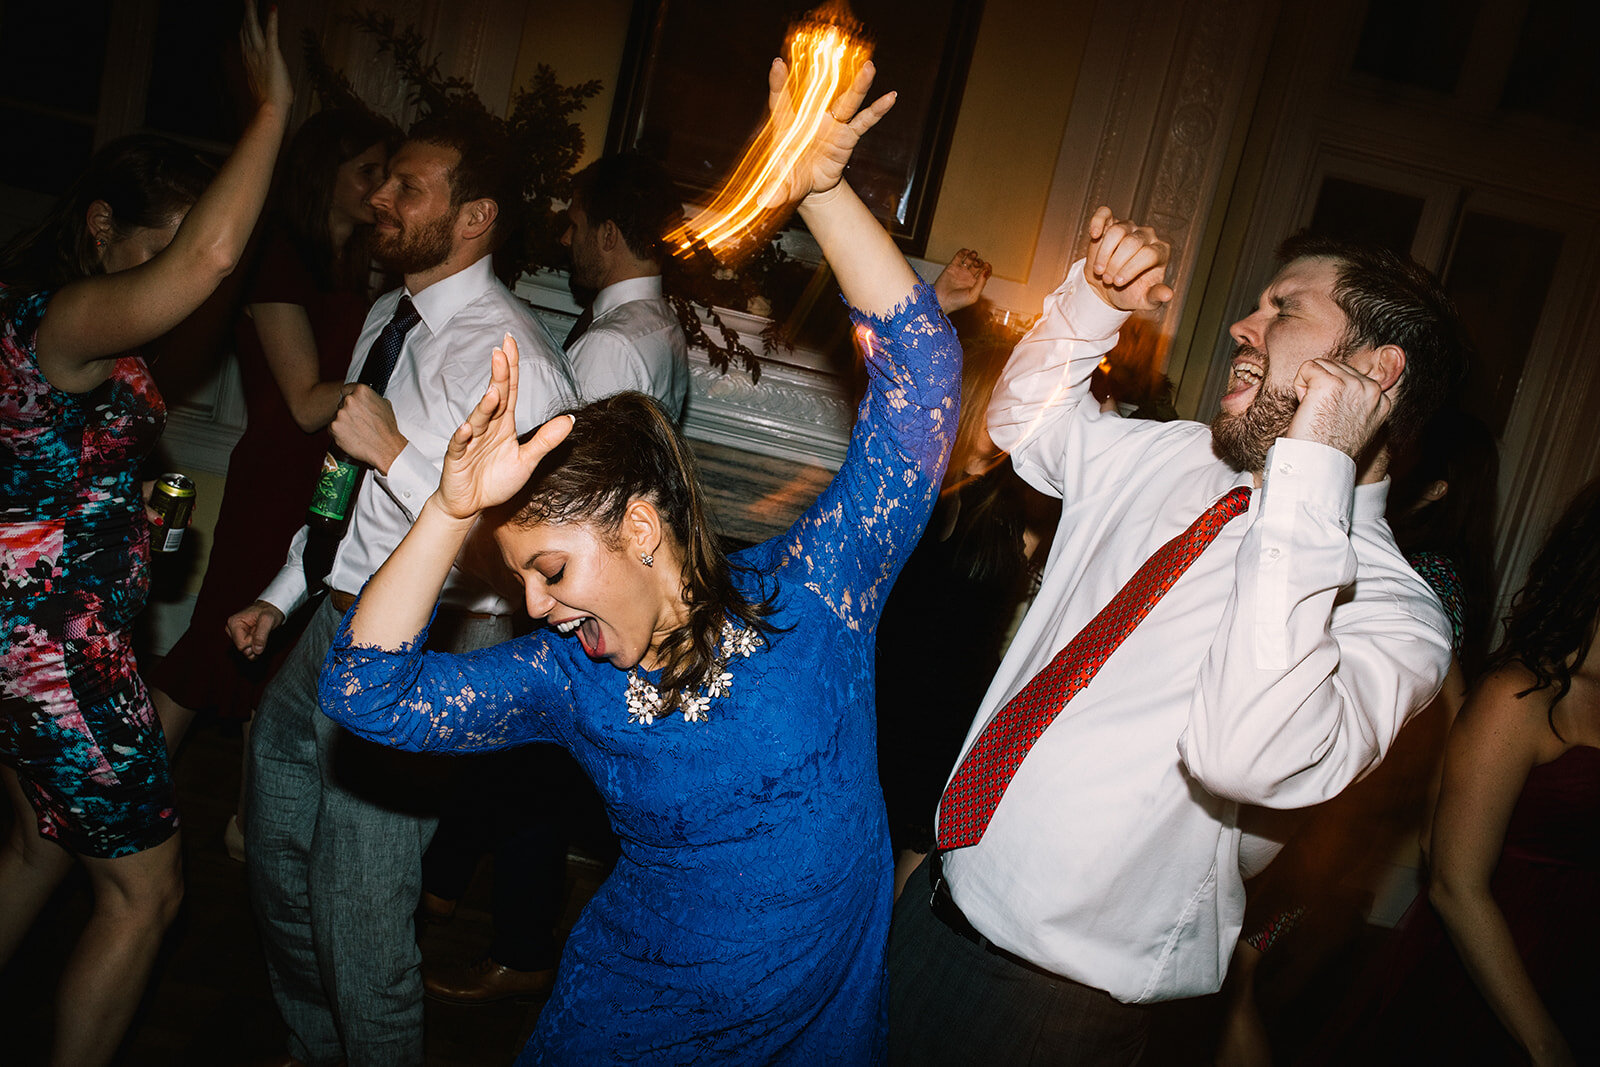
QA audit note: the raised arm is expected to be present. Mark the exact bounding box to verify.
[736,60,957,625]
[1429,668,1576,1066]
[36,3,292,393]
[985,209,1170,495]
[783,59,914,315]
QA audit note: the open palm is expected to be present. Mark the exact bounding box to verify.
[761,57,896,209]
[437,335,573,520]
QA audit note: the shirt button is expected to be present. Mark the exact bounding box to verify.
[1265,547,1281,561]
[1278,462,1294,475]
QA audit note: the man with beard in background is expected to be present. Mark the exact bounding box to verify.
[225,112,575,1067]
[889,208,1467,1064]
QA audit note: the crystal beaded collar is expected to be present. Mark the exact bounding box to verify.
[625,620,760,725]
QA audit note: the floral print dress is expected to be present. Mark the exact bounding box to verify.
[0,287,178,858]
[320,286,959,1064]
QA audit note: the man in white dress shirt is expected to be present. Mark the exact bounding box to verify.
[888,208,1465,1063]
[225,113,576,1067]
[560,152,689,416]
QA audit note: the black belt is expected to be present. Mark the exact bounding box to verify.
[927,853,1088,985]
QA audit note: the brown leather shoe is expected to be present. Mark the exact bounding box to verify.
[423,956,555,1004]
[416,890,457,925]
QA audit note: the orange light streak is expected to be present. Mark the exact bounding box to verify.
[669,4,871,262]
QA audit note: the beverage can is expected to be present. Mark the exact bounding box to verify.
[308,452,361,522]
[148,473,196,553]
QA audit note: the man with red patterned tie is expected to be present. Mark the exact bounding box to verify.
[888,207,1465,1063]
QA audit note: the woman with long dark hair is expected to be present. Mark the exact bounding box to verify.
[148,108,395,827]
[1315,477,1600,1067]
[0,9,290,1063]
[1422,478,1600,1065]
[319,60,955,1063]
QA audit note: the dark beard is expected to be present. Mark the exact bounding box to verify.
[371,210,454,275]
[1210,379,1298,473]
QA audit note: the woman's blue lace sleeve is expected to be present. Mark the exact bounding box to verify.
[750,283,959,633]
[317,595,576,752]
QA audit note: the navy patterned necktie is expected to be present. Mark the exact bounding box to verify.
[563,305,594,351]
[936,487,1253,851]
[359,295,422,394]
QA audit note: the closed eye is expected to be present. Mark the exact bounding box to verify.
[1270,294,1303,317]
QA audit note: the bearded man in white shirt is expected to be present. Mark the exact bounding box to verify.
[224,112,576,1067]
[888,208,1465,1064]
[560,152,690,417]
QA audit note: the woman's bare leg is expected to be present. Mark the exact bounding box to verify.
[0,766,75,968]
[149,686,197,756]
[51,832,183,1067]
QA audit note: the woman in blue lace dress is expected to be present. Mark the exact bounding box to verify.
[318,59,957,1064]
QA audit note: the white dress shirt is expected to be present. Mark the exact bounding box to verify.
[939,260,1452,1003]
[565,274,689,418]
[259,255,577,617]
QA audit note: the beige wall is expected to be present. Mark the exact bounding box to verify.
[923,0,1090,280]
[168,468,228,599]
[509,0,635,169]
[509,0,1092,279]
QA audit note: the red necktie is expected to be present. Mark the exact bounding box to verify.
[936,486,1252,851]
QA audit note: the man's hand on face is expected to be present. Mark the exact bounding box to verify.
[1284,357,1392,460]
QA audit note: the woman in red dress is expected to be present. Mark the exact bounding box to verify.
[148,109,395,847]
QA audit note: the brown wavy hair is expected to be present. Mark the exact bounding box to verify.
[0,134,212,308]
[492,391,780,711]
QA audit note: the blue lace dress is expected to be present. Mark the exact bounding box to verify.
[320,286,958,1064]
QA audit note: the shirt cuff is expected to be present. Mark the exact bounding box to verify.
[377,442,438,523]
[1057,260,1134,342]
[259,563,308,619]
[1258,437,1356,529]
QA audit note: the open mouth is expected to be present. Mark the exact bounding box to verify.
[552,616,605,658]
[1225,359,1264,400]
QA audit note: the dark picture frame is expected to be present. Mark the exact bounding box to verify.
[606,0,984,256]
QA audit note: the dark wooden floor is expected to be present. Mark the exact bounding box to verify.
[0,715,603,1067]
[0,704,1389,1066]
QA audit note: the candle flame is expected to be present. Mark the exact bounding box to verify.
[669,3,872,262]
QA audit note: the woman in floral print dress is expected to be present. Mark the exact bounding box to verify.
[0,8,290,1063]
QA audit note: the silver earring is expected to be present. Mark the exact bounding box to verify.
[640,552,654,567]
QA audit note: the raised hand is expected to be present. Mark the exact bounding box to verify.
[1084,206,1173,312]
[240,1,293,114]
[934,249,992,313]
[762,57,896,209]
[436,334,574,521]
